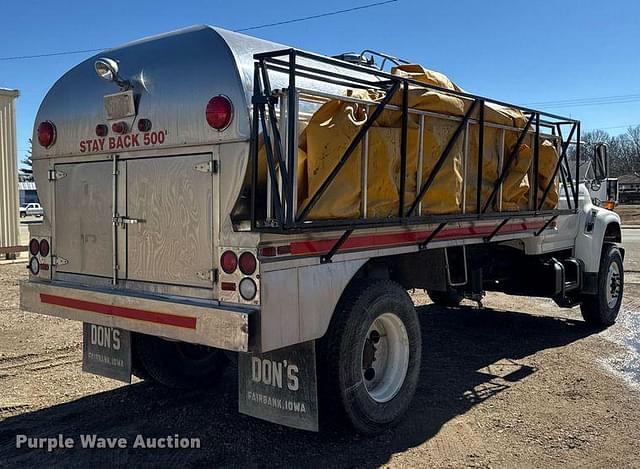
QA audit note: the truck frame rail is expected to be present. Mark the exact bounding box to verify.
[248,48,580,236]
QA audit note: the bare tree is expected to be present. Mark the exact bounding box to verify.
[18,138,34,182]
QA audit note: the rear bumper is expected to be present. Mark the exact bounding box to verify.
[20,280,253,352]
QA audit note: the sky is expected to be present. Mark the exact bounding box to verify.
[1,0,639,167]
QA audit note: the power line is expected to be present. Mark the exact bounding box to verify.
[584,123,640,132]
[235,0,398,32]
[0,47,104,61]
[0,0,399,62]
[523,93,640,109]
[524,93,640,106]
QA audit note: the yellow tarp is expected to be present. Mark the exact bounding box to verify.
[259,64,559,220]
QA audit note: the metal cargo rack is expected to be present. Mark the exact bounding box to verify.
[248,48,580,241]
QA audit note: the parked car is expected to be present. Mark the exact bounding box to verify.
[20,203,43,218]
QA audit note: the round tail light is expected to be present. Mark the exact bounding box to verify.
[95,124,108,137]
[29,238,40,256]
[39,239,50,257]
[239,252,257,275]
[206,96,233,130]
[137,118,152,132]
[111,121,128,134]
[37,121,56,148]
[220,250,238,274]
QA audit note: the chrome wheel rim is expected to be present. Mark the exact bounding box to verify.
[361,312,410,403]
[606,262,621,308]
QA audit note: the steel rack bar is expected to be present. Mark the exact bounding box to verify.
[538,123,576,210]
[419,222,447,250]
[257,105,285,225]
[296,81,401,222]
[532,113,540,212]
[482,113,535,213]
[258,61,292,214]
[407,99,480,217]
[286,50,297,225]
[321,229,354,263]
[535,215,558,236]
[559,165,573,210]
[557,122,578,204]
[251,208,576,234]
[265,58,388,89]
[484,218,511,242]
[250,62,260,230]
[399,80,409,218]
[254,48,580,123]
[264,63,378,91]
[476,100,485,214]
[575,122,581,209]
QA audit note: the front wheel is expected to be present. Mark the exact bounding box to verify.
[581,244,624,328]
[135,334,228,389]
[320,280,422,435]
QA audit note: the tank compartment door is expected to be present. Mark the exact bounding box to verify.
[53,161,114,277]
[125,154,215,288]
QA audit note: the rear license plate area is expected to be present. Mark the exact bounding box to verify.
[103,90,135,120]
[82,323,131,383]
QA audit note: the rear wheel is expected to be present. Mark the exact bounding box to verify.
[320,280,421,435]
[427,289,463,307]
[135,334,228,389]
[581,244,623,328]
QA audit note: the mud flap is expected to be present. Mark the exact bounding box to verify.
[82,323,132,383]
[238,340,318,432]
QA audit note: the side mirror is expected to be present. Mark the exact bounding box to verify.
[593,143,608,182]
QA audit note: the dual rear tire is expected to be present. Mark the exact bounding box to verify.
[133,334,228,389]
[319,280,422,435]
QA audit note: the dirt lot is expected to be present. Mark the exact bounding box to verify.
[614,204,640,225]
[1,263,640,467]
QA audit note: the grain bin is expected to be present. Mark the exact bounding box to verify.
[0,88,20,258]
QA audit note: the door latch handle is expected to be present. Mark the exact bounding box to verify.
[113,216,145,227]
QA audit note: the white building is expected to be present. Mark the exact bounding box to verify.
[0,88,20,258]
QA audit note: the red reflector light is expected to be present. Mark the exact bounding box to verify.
[111,121,128,134]
[277,245,291,255]
[220,250,238,274]
[37,121,56,148]
[221,281,236,291]
[259,246,276,257]
[239,252,257,275]
[205,96,233,130]
[29,239,40,256]
[137,119,152,132]
[95,124,108,137]
[39,239,50,257]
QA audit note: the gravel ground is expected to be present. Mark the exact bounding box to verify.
[615,204,640,225]
[0,262,639,467]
